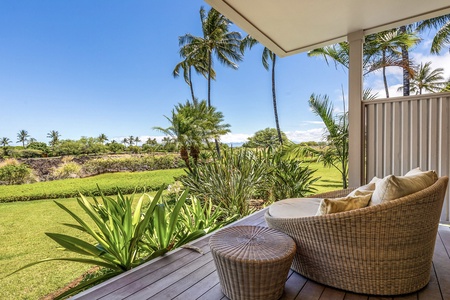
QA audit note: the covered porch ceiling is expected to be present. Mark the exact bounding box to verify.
[205,0,450,57]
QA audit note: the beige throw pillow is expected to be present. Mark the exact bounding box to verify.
[404,167,438,181]
[316,194,372,216]
[347,177,378,197]
[371,169,438,205]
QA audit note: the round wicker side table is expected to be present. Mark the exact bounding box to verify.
[209,225,296,300]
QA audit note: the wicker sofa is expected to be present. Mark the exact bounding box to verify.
[265,176,449,295]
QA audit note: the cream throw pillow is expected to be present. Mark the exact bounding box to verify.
[316,193,372,216]
[347,177,378,197]
[371,169,438,205]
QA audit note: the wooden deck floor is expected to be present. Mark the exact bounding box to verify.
[73,209,450,300]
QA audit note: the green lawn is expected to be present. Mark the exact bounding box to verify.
[0,162,342,300]
[308,161,344,192]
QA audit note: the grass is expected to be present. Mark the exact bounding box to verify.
[307,161,344,193]
[0,162,342,299]
[0,168,185,202]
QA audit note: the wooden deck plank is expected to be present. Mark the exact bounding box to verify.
[418,263,443,300]
[75,238,211,299]
[173,269,220,300]
[343,292,369,300]
[295,280,325,300]
[196,283,224,300]
[320,287,345,299]
[72,213,450,300]
[280,271,307,300]
[123,252,214,299]
[150,259,217,299]
[434,226,450,300]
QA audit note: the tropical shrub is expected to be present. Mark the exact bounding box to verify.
[181,149,268,217]
[0,159,36,185]
[179,197,239,234]
[142,189,206,254]
[51,157,82,179]
[83,155,183,175]
[268,152,319,201]
[6,148,44,158]
[27,142,50,156]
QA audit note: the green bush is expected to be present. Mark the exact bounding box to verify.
[181,149,268,217]
[268,152,319,201]
[83,155,183,175]
[6,148,44,158]
[52,161,82,179]
[181,148,320,215]
[0,160,36,184]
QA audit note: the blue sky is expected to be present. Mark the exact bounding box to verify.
[1,1,449,146]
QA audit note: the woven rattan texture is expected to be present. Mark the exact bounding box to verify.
[209,226,296,300]
[266,176,449,296]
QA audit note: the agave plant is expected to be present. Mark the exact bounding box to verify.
[9,188,165,299]
[180,196,239,234]
[142,189,206,254]
[181,149,268,217]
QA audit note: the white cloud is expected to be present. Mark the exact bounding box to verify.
[411,52,450,79]
[220,133,251,144]
[371,83,403,99]
[285,128,324,143]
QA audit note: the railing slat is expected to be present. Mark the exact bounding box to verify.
[363,93,450,223]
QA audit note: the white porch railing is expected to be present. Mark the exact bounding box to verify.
[363,92,450,223]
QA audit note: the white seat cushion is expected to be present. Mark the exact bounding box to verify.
[268,198,321,218]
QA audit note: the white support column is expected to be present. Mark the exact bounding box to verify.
[348,30,364,186]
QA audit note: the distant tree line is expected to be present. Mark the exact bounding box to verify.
[0,130,180,158]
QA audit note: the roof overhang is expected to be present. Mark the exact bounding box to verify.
[205,0,450,57]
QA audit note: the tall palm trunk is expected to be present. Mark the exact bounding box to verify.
[207,51,221,157]
[188,67,195,102]
[399,26,410,96]
[271,55,283,145]
[180,146,193,173]
[382,51,390,98]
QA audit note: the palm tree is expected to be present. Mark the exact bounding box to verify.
[1,137,10,148]
[398,61,446,94]
[443,78,450,92]
[154,99,230,169]
[17,130,29,147]
[309,29,419,97]
[128,136,134,146]
[154,109,195,171]
[241,35,283,145]
[134,136,141,146]
[416,14,450,54]
[173,47,210,102]
[47,130,61,149]
[178,7,241,156]
[287,94,349,188]
[121,137,129,146]
[179,7,242,108]
[365,29,419,98]
[98,133,108,144]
